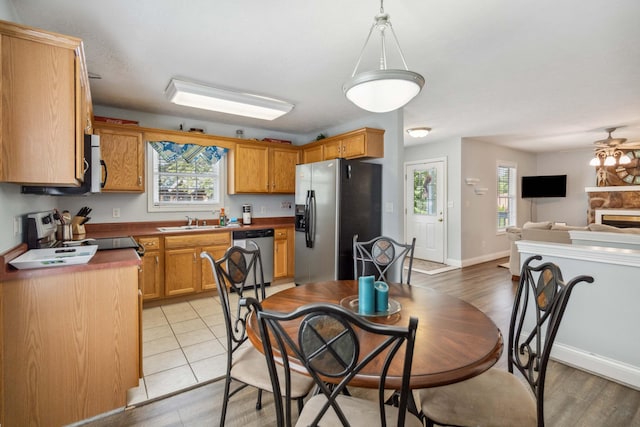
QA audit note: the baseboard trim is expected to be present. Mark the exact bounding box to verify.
[460,250,510,268]
[551,342,640,391]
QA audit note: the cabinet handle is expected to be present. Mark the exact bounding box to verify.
[155,255,159,265]
[193,253,196,263]
[138,176,142,186]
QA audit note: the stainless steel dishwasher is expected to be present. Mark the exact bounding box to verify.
[232,228,274,286]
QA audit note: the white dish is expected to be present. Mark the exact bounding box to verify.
[9,246,98,270]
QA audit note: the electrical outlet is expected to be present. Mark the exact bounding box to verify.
[260,206,266,214]
[281,201,291,209]
[112,208,121,218]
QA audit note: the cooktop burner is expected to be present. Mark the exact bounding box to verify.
[91,236,140,251]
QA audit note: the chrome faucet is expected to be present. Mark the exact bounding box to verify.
[185,215,193,226]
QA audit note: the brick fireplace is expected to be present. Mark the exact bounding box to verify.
[586,185,640,224]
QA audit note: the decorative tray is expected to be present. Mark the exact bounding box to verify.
[339,295,402,317]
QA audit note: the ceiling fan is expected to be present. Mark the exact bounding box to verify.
[593,127,640,148]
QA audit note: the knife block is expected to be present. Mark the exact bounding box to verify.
[71,216,86,236]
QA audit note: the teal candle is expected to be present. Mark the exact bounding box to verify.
[374,281,389,313]
[358,275,375,315]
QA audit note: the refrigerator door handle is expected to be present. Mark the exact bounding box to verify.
[305,190,312,248]
[307,190,316,248]
[309,190,316,248]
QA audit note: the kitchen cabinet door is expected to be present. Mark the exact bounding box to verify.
[0,24,89,185]
[303,144,323,164]
[274,228,288,279]
[164,247,198,296]
[231,142,270,193]
[200,245,227,290]
[269,146,300,193]
[322,139,343,160]
[95,125,144,192]
[137,237,163,300]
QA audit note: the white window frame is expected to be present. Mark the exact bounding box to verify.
[496,161,517,233]
[146,143,226,213]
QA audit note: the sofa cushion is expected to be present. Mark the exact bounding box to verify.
[522,221,552,230]
[551,224,589,231]
[521,228,572,243]
[588,224,640,234]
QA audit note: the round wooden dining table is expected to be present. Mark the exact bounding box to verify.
[246,280,503,390]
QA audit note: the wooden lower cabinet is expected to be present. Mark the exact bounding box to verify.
[137,236,163,300]
[274,226,295,279]
[2,265,139,426]
[164,232,231,296]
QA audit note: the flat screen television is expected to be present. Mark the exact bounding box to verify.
[521,175,567,198]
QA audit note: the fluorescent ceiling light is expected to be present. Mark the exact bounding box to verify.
[165,79,294,121]
[406,127,431,138]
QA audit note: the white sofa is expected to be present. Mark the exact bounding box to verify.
[506,221,640,277]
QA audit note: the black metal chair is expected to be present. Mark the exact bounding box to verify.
[243,299,422,427]
[201,245,313,426]
[417,255,594,427]
[353,234,416,284]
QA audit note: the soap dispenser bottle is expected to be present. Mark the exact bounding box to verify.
[219,208,226,226]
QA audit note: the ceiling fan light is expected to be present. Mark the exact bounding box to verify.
[407,127,431,138]
[619,153,631,164]
[343,70,424,113]
[604,155,616,166]
[589,156,601,166]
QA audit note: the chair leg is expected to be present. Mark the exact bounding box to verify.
[220,377,232,427]
[255,388,263,410]
[297,397,304,414]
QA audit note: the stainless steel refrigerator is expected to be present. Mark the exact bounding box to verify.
[294,158,382,285]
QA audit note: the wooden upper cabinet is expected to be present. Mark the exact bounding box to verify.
[269,145,300,193]
[322,128,384,161]
[0,21,91,185]
[230,142,270,193]
[300,128,384,164]
[228,141,299,194]
[95,124,144,192]
[303,144,324,164]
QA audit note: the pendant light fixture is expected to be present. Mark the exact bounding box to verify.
[343,0,425,113]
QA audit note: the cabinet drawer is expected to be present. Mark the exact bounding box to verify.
[164,232,231,249]
[138,237,160,250]
[274,228,288,240]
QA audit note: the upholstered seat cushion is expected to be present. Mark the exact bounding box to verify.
[296,394,423,427]
[231,344,314,398]
[417,368,537,427]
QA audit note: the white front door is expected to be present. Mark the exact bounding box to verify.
[405,160,445,263]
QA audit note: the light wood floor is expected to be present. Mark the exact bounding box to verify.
[84,258,640,427]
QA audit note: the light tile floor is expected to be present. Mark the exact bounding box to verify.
[127,282,295,406]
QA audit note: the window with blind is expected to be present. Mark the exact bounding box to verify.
[497,163,517,232]
[147,141,226,212]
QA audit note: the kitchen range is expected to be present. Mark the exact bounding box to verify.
[12,210,143,270]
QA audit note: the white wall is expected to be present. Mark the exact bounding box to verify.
[534,149,594,225]
[461,139,537,264]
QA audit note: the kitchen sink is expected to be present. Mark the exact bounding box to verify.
[157,225,221,232]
